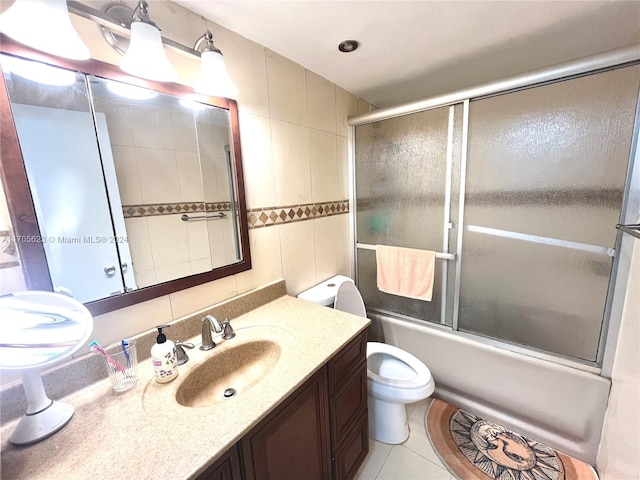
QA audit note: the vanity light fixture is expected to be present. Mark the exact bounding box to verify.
[0,0,90,60]
[1,1,237,92]
[194,30,237,98]
[119,1,176,83]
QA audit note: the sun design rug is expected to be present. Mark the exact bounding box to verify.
[426,399,598,480]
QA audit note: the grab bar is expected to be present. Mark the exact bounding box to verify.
[356,243,456,260]
[616,223,640,240]
[181,212,226,222]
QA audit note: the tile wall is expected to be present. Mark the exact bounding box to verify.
[59,1,373,353]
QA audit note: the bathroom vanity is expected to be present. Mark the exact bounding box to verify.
[200,332,368,480]
[0,289,370,480]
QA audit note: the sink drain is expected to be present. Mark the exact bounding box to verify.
[223,388,237,399]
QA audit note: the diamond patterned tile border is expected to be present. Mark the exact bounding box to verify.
[248,200,349,229]
[123,200,349,227]
[123,202,231,218]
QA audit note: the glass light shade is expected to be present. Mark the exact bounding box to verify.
[195,50,237,98]
[0,0,90,60]
[120,21,176,83]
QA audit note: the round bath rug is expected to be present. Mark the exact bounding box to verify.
[426,399,598,480]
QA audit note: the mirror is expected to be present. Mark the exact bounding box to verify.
[0,39,250,315]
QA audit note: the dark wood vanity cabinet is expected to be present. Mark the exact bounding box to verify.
[328,333,369,480]
[195,332,368,480]
[241,367,332,480]
[196,444,243,480]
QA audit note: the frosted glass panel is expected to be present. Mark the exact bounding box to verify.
[355,107,450,248]
[357,249,443,323]
[458,232,612,361]
[466,66,640,248]
[353,65,638,362]
[355,105,459,325]
[459,65,640,361]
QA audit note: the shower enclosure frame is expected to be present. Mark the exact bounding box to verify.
[347,45,640,376]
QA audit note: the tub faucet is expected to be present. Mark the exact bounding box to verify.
[200,315,222,350]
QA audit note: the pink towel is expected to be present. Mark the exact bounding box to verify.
[376,245,436,301]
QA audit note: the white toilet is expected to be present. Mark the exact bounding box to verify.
[298,275,435,444]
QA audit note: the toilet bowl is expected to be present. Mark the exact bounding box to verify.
[298,276,435,444]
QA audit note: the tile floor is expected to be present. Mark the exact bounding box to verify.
[354,398,455,480]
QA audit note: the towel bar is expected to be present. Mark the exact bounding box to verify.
[356,243,456,260]
[181,212,226,222]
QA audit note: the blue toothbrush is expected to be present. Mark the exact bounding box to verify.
[121,339,131,368]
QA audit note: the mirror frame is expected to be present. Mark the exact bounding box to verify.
[0,35,251,316]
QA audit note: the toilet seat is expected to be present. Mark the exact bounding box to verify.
[367,342,432,390]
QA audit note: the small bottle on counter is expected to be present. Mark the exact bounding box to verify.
[151,324,179,383]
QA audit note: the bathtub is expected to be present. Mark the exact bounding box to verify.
[368,311,610,465]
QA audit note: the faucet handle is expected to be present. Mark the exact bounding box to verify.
[175,341,194,365]
[221,318,235,340]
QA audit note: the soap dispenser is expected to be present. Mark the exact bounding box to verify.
[151,324,179,383]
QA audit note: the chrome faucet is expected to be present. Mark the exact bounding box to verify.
[200,315,222,350]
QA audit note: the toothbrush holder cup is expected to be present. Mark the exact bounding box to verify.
[100,340,138,392]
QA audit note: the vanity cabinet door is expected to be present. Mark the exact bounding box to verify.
[328,333,369,480]
[195,444,243,480]
[241,368,331,480]
[332,411,369,480]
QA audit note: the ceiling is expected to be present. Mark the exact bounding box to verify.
[175,1,640,108]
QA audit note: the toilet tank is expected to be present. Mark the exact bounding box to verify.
[297,275,354,306]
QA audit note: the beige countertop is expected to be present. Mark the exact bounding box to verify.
[1,295,370,480]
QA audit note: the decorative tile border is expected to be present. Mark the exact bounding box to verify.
[122,200,349,226]
[248,200,349,229]
[123,202,231,218]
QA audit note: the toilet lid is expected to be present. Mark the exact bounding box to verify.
[334,281,367,318]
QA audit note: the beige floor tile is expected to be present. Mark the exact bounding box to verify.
[376,445,451,480]
[353,438,393,480]
[404,399,445,469]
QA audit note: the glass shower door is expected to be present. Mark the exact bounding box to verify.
[355,104,463,325]
[457,65,640,361]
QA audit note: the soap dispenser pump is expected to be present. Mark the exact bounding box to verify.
[151,324,179,383]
